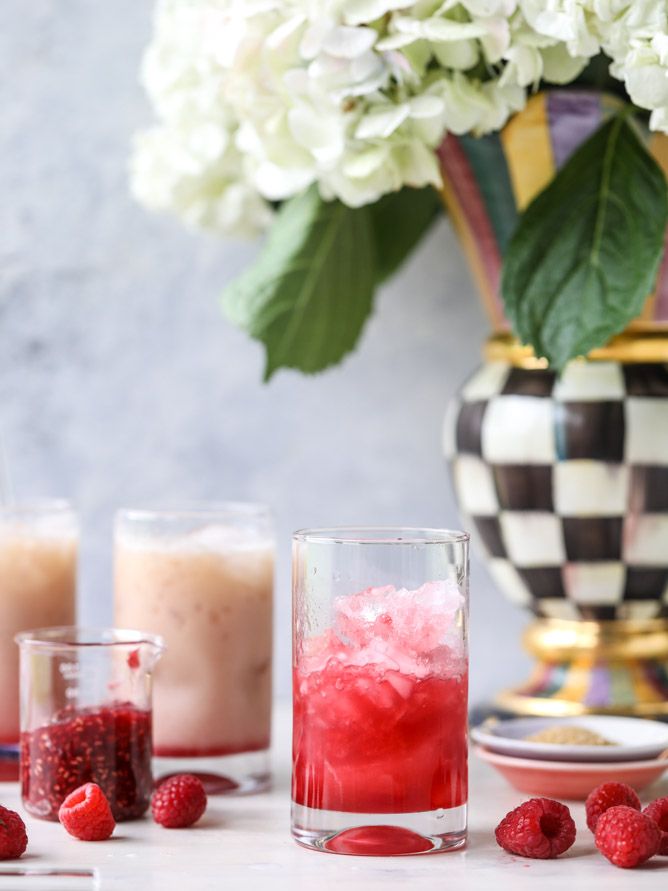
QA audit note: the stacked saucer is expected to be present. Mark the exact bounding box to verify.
[472,715,668,800]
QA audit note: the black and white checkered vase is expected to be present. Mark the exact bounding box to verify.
[445,360,668,622]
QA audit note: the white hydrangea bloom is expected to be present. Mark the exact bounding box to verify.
[131,0,668,237]
[131,125,274,236]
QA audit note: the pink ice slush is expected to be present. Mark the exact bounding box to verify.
[302,580,466,676]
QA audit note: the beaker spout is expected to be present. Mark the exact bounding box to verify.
[138,635,165,672]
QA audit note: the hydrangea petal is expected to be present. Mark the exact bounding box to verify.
[323,25,378,58]
[432,39,480,70]
[540,43,588,84]
[289,106,345,158]
[625,62,668,110]
[355,104,410,138]
[342,0,412,27]
[409,94,445,118]
[255,161,315,200]
[460,0,516,15]
[395,16,487,42]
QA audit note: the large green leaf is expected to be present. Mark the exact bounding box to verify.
[223,185,441,378]
[223,186,376,380]
[368,186,442,283]
[501,112,668,370]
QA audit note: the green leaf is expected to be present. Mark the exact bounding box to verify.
[223,185,442,378]
[501,112,668,370]
[222,186,376,380]
[368,186,442,283]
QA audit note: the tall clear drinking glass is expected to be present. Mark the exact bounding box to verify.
[114,504,274,793]
[292,527,469,855]
[0,501,77,766]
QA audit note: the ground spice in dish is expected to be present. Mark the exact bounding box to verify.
[20,702,152,821]
[525,726,614,746]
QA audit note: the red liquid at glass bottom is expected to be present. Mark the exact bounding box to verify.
[153,739,271,795]
[21,702,153,821]
[153,739,268,758]
[292,662,467,854]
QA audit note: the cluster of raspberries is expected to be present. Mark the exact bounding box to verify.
[496,782,668,870]
[0,773,207,858]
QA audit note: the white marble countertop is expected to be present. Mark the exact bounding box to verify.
[2,703,667,891]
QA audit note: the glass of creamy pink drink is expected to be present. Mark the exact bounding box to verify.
[114,504,274,793]
[0,501,78,762]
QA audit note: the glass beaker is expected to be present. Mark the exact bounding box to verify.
[0,501,77,755]
[292,527,469,855]
[114,504,274,794]
[17,627,164,821]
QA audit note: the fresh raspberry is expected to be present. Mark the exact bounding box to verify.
[495,798,576,859]
[595,805,661,869]
[151,774,207,828]
[58,783,116,841]
[585,782,641,833]
[643,797,668,855]
[0,806,28,859]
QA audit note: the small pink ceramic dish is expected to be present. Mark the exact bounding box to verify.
[475,746,668,800]
[471,715,668,763]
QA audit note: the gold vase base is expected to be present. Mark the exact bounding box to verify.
[485,325,668,367]
[495,619,668,720]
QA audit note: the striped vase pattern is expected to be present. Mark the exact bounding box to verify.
[438,90,668,331]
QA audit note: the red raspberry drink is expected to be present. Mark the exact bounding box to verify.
[293,661,467,816]
[291,528,469,855]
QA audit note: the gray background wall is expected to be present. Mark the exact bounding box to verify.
[0,1,530,704]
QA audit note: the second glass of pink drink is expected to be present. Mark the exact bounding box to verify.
[0,501,78,761]
[292,527,469,855]
[114,504,274,792]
